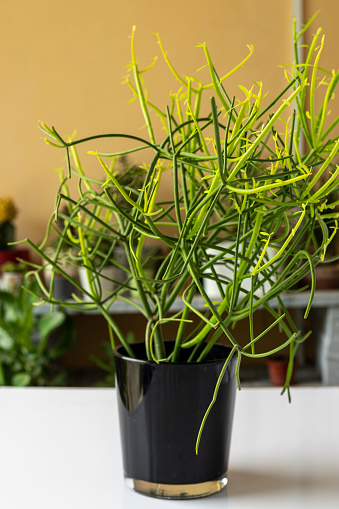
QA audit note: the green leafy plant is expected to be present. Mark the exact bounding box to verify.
[0,278,74,386]
[1,261,27,273]
[22,15,339,401]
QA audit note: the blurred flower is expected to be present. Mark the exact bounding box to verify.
[0,196,17,223]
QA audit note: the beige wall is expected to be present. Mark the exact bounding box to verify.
[303,2,339,149]
[0,0,337,249]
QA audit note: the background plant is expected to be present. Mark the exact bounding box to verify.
[22,14,339,399]
[0,196,17,250]
[1,261,27,274]
[0,278,75,386]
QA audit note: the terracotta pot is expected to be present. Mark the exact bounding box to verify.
[266,356,297,386]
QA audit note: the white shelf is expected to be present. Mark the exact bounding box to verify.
[33,290,339,316]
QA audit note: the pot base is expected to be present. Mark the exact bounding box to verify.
[125,475,227,499]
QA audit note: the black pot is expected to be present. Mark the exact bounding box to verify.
[114,341,237,499]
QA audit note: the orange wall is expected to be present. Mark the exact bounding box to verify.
[0,1,337,249]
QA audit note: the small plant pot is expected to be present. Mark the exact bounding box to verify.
[114,341,237,499]
[1,272,24,293]
[50,275,76,300]
[78,266,116,301]
[266,356,298,387]
[43,268,77,301]
[0,249,29,269]
[42,248,77,300]
[203,241,276,300]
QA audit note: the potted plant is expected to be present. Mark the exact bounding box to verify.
[40,205,80,300]
[0,277,74,387]
[76,233,118,301]
[0,196,29,268]
[0,260,27,293]
[0,196,17,251]
[21,14,339,499]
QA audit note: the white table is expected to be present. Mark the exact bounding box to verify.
[0,386,338,508]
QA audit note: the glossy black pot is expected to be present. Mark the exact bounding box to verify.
[114,341,237,499]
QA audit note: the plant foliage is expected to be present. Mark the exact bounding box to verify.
[22,16,339,399]
[0,279,74,386]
